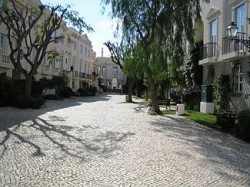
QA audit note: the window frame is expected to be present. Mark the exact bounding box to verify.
[101,66,105,75]
[233,63,243,94]
[210,19,218,43]
[112,66,118,75]
[73,42,76,50]
[235,3,246,33]
[81,45,83,53]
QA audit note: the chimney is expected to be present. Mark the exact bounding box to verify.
[101,47,103,57]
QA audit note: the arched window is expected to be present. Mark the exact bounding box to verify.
[233,63,243,93]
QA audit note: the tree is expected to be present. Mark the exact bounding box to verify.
[102,0,207,114]
[0,0,93,97]
[184,41,203,88]
[104,41,144,102]
[123,44,146,101]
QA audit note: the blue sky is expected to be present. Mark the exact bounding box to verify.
[40,0,118,57]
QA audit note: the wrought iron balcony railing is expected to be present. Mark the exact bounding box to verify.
[79,72,86,78]
[222,32,247,55]
[200,42,218,60]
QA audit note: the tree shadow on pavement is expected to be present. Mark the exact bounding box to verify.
[0,94,112,131]
[150,115,250,183]
[133,104,148,113]
[0,94,133,161]
[0,114,135,161]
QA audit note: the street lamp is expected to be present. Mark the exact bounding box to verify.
[227,21,250,50]
[227,22,238,38]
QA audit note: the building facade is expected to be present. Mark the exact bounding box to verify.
[199,0,250,112]
[0,0,97,92]
[96,57,126,91]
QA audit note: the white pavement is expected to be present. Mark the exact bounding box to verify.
[0,94,249,187]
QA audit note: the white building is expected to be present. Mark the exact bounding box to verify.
[96,56,126,91]
[199,0,250,112]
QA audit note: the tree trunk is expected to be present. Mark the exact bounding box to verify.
[147,72,161,115]
[25,76,33,97]
[136,79,143,98]
[127,77,135,102]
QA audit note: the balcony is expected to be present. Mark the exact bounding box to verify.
[0,54,13,69]
[221,32,248,61]
[79,72,86,78]
[199,42,219,65]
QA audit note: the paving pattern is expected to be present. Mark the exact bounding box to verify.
[0,94,249,187]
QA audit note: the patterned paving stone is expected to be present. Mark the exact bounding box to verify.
[0,94,249,187]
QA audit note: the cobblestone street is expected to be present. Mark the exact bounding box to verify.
[0,94,249,187]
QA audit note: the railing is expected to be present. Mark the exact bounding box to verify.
[78,73,91,79]
[0,54,11,64]
[200,42,218,60]
[222,32,247,55]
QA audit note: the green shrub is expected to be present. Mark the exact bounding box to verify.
[78,88,87,96]
[59,87,72,98]
[13,79,44,97]
[216,112,235,131]
[44,94,61,100]
[12,95,44,109]
[0,74,19,106]
[238,110,250,141]
[32,81,44,96]
[88,86,97,96]
[182,89,201,111]
[170,89,182,103]
[99,85,107,92]
[78,86,97,96]
[32,95,45,109]
[213,75,231,113]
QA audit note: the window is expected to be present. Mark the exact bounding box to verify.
[112,66,118,75]
[72,57,76,69]
[101,66,105,75]
[235,3,246,33]
[233,63,243,93]
[209,19,217,57]
[73,42,76,50]
[210,19,217,43]
[52,30,57,38]
[80,63,82,72]
[30,48,36,63]
[0,33,4,54]
[84,64,87,73]
[85,47,87,55]
[42,56,46,65]
[81,45,83,53]
[88,50,90,57]
[60,56,63,69]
